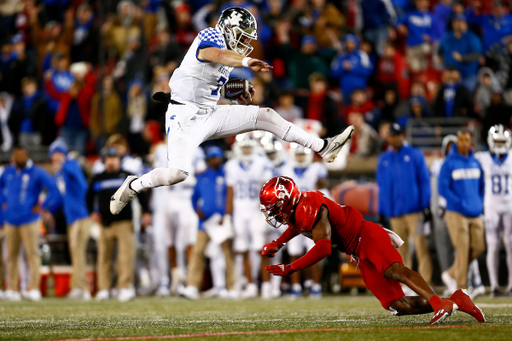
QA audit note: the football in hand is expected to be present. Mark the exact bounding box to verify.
[220,77,254,100]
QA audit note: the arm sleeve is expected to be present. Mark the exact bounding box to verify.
[479,166,485,200]
[416,151,431,209]
[275,227,301,247]
[290,238,331,272]
[39,170,62,214]
[138,190,150,213]
[376,156,386,216]
[86,178,95,213]
[0,173,5,225]
[62,160,88,192]
[438,161,460,207]
[192,182,200,211]
[351,52,373,77]
[465,8,483,25]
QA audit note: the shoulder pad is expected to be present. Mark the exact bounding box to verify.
[294,191,325,232]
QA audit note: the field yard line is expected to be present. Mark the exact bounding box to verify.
[45,324,505,341]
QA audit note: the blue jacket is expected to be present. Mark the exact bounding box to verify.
[467,9,512,52]
[377,144,431,217]
[397,9,433,47]
[331,38,373,97]
[439,30,482,78]
[0,161,61,226]
[438,144,484,217]
[431,3,452,41]
[192,166,226,230]
[55,159,89,225]
[361,0,392,30]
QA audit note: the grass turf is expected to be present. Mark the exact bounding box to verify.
[0,294,511,341]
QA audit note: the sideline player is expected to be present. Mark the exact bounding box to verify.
[110,7,354,215]
[226,134,273,298]
[287,144,329,298]
[475,125,512,296]
[260,176,485,325]
[151,143,205,296]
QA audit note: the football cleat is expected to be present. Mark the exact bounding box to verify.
[430,299,458,325]
[110,175,139,215]
[319,125,354,163]
[449,289,485,322]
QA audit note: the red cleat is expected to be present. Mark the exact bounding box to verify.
[430,299,458,325]
[449,289,486,322]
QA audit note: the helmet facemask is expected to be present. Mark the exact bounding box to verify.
[229,26,256,56]
[488,125,512,155]
[261,201,289,228]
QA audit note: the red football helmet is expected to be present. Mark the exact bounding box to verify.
[260,176,301,228]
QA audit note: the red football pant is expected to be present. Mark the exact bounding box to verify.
[355,221,405,309]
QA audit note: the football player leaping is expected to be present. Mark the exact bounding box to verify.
[475,125,512,297]
[110,7,354,215]
[260,176,485,325]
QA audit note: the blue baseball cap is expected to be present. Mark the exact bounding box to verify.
[301,35,317,46]
[48,137,68,156]
[452,14,466,22]
[205,146,223,159]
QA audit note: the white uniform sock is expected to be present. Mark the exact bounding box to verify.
[486,226,500,290]
[255,108,325,152]
[131,167,188,192]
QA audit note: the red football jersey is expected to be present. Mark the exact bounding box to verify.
[288,191,364,255]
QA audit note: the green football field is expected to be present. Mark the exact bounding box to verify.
[1,294,511,341]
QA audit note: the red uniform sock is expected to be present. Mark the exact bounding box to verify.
[428,295,444,311]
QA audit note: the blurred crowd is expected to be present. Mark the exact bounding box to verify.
[0,0,512,158]
[1,0,512,302]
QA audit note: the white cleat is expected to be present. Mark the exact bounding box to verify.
[25,289,42,301]
[241,283,258,299]
[95,289,110,301]
[441,271,458,296]
[110,175,139,215]
[319,125,354,163]
[5,290,22,301]
[118,288,136,302]
[67,288,91,301]
[181,285,199,300]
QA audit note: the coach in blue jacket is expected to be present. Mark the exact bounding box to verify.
[377,123,432,285]
[0,146,61,301]
[438,130,485,290]
[49,138,92,300]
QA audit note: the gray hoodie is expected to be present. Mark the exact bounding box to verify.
[475,67,501,113]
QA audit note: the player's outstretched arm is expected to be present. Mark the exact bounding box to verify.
[197,47,272,72]
[262,227,300,257]
[266,209,332,276]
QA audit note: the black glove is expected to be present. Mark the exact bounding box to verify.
[423,208,432,223]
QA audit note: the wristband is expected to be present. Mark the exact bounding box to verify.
[242,57,252,67]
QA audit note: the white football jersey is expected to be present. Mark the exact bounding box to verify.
[292,162,328,192]
[475,151,512,213]
[273,160,295,178]
[226,154,274,214]
[169,27,234,109]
